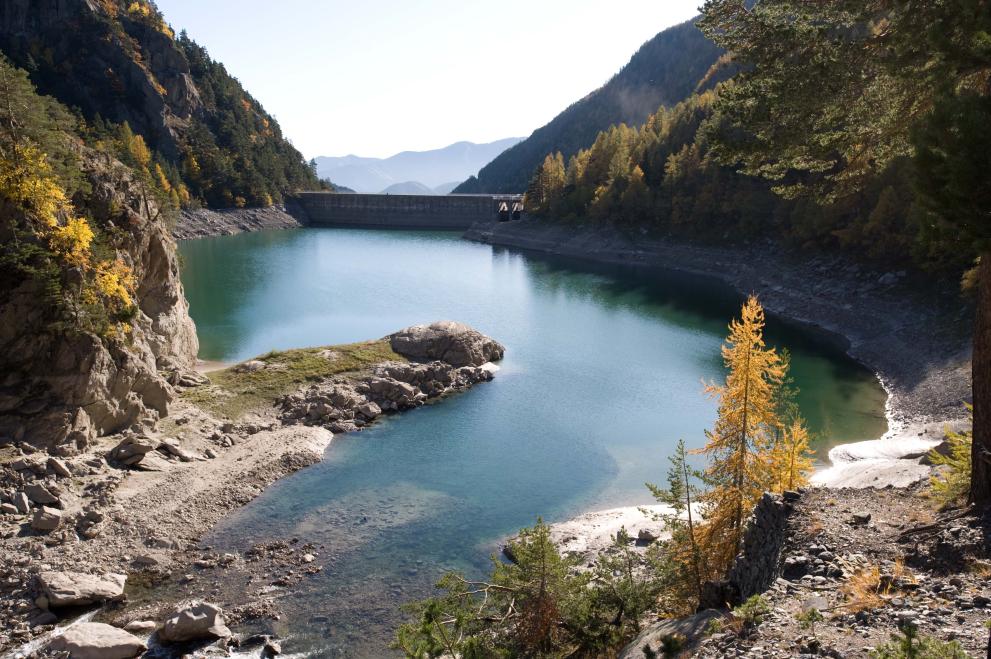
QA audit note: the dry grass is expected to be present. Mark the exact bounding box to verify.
[839,560,915,613]
[181,339,403,419]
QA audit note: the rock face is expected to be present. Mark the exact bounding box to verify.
[281,360,496,433]
[619,609,724,659]
[389,321,505,367]
[37,571,127,607]
[159,602,231,643]
[47,622,147,659]
[699,492,791,609]
[0,151,198,453]
[0,0,201,160]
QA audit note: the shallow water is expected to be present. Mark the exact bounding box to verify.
[179,228,886,655]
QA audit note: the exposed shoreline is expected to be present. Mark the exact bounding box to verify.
[173,204,307,241]
[465,219,973,488]
[0,324,504,654]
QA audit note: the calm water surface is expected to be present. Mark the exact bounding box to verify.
[178,228,886,655]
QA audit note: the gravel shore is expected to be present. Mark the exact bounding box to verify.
[173,205,306,241]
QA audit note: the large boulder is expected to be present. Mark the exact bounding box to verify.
[37,571,126,607]
[31,506,62,532]
[159,601,231,643]
[389,321,505,367]
[47,622,146,659]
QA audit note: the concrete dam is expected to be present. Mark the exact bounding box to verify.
[293,192,523,230]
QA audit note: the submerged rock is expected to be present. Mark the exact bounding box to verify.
[389,321,505,367]
[46,622,146,659]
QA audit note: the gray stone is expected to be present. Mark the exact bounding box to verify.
[357,401,382,419]
[24,483,59,505]
[47,457,72,477]
[389,321,505,367]
[31,505,61,531]
[0,502,16,514]
[620,609,724,658]
[46,622,146,659]
[123,620,157,633]
[159,601,231,643]
[37,571,126,607]
[13,491,31,513]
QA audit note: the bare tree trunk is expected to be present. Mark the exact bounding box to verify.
[971,253,991,507]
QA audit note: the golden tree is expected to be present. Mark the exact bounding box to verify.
[770,418,815,493]
[696,295,785,572]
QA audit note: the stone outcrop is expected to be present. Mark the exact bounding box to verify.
[619,609,724,659]
[389,321,505,367]
[46,622,146,659]
[699,492,791,609]
[36,571,127,608]
[0,151,198,453]
[281,360,496,433]
[159,601,231,643]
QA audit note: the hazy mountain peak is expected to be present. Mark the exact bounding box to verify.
[314,137,523,193]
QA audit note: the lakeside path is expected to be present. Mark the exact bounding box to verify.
[466,219,973,488]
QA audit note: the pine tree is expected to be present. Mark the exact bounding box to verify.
[647,439,707,609]
[696,295,785,571]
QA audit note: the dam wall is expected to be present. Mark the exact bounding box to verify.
[293,192,522,230]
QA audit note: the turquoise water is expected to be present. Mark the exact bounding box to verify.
[179,228,886,655]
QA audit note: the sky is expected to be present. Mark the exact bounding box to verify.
[155,0,702,160]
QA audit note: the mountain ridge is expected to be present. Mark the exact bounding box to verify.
[454,18,723,194]
[315,137,523,193]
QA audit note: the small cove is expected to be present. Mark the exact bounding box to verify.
[178,227,887,655]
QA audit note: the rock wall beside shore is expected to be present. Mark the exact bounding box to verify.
[173,204,309,241]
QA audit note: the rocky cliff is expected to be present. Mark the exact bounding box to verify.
[0,149,198,454]
[0,0,201,159]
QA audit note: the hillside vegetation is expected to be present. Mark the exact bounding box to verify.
[454,19,723,194]
[0,0,329,209]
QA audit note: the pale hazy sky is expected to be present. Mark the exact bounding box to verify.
[155,1,702,159]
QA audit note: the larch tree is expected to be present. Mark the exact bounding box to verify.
[770,418,814,493]
[697,295,785,571]
[698,0,991,505]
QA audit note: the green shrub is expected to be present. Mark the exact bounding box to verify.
[732,595,771,628]
[870,623,969,659]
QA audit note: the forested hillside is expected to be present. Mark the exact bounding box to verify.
[454,19,723,194]
[0,0,327,209]
[524,92,961,273]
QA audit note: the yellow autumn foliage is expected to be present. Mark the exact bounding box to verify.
[94,258,136,308]
[128,133,152,169]
[127,2,150,17]
[49,216,95,269]
[695,296,786,572]
[154,163,172,192]
[770,418,815,492]
[0,145,70,228]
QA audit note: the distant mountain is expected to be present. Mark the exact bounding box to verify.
[432,182,461,195]
[454,18,724,194]
[315,138,523,193]
[381,181,435,195]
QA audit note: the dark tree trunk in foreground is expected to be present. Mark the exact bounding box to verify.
[971,254,991,507]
